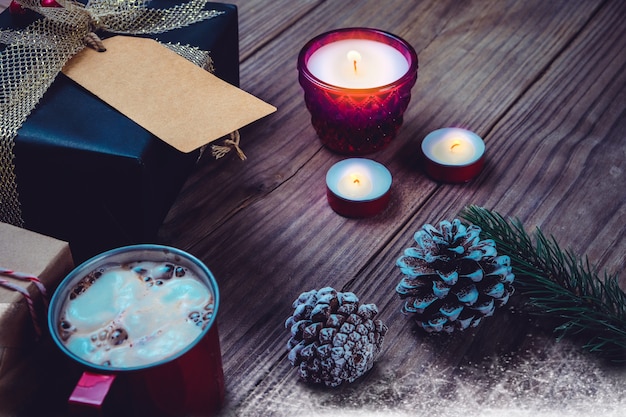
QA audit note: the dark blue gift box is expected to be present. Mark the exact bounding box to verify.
[1,1,238,262]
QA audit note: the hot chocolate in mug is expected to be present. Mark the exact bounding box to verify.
[48,245,224,416]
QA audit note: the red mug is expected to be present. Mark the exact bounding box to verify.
[48,245,225,416]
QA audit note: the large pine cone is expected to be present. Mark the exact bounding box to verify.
[396,219,514,333]
[285,287,388,387]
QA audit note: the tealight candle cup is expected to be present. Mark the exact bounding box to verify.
[298,28,418,155]
[326,158,392,218]
[421,128,485,183]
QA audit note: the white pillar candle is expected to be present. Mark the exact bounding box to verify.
[306,39,410,89]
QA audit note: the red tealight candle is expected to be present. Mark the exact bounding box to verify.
[326,158,392,218]
[298,28,418,155]
[421,128,485,183]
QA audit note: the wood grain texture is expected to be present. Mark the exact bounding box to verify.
[153,0,626,414]
[227,0,321,61]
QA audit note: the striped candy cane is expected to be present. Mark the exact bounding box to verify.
[0,268,49,338]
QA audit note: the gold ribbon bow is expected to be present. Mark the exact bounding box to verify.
[0,0,223,227]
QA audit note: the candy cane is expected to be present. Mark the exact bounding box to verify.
[0,278,43,338]
[0,268,50,339]
[0,267,49,308]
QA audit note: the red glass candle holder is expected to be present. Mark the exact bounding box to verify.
[298,28,418,155]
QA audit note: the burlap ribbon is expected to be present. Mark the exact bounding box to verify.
[0,0,226,227]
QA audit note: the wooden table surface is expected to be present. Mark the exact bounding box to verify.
[3,0,625,416]
[157,0,626,415]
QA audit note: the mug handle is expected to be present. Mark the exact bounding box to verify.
[68,372,116,413]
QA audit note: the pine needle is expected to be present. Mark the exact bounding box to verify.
[460,205,626,361]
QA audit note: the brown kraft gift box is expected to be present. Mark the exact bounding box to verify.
[0,222,74,416]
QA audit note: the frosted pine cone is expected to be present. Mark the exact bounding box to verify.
[396,219,514,333]
[285,287,388,387]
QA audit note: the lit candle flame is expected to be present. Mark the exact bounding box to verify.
[349,173,364,187]
[450,140,463,152]
[337,171,373,199]
[347,50,362,74]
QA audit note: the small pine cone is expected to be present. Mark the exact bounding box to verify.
[396,219,514,333]
[285,287,388,387]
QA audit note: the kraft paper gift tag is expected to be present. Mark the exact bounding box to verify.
[62,36,276,153]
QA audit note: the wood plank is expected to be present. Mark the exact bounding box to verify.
[230,0,626,412]
[155,0,611,412]
[226,0,322,61]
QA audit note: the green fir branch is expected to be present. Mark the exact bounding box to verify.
[460,205,626,361]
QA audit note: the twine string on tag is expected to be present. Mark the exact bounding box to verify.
[211,130,247,161]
